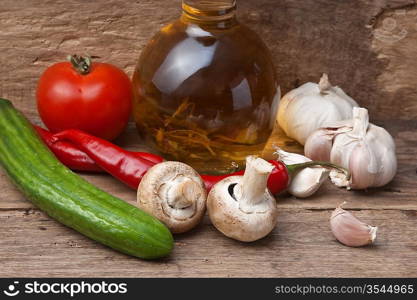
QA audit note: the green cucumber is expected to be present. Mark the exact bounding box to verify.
[0,98,173,259]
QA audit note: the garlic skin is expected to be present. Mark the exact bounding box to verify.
[305,107,397,189]
[330,203,377,247]
[276,149,329,198]
[277,74,358,145]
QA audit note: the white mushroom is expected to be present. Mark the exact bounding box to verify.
[207,156,278,242]
[137,161,207,234]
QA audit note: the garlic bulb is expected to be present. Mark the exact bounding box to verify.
[305,107,397,189]
[277,74,358,145]
[330,202,377,247]
[276,149,329,198]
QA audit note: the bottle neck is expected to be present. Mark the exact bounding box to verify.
[181,0,237,29]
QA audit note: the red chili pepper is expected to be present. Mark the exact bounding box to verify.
[43,127,348,194]
[44,127,291,193]
[50,129,163,189]
[36,125,164,171]
[202,160,350,194]
[201,160,289,194]
[34,125,103,172]
[201,172,242,192]
[267,160,290,195]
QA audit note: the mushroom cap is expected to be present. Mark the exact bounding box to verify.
[207,176,278,242]
[137,161,207,234]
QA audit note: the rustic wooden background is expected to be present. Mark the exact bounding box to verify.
[1,0,417,277]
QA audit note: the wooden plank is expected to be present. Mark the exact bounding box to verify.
[1,0,417,121]
[1,0,417,278]
[1,208,416,277]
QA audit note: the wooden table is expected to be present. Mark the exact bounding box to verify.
[1,0,417,277]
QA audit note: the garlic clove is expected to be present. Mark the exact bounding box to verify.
[288,167,329,198]
[275,149,329,198]
[347,143,377,190]
[364,125,397,187]
[275,148,310,165]
[304,122,352,161]
[330,203,377,247]
[304,129,333,162]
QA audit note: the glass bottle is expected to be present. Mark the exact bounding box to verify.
[132,0,281,174]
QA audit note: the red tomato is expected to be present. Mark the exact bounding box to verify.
[36,56,132,141]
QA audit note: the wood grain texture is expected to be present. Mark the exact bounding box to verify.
[0,121,416,278]
[371,3,417,120]
[1,209,416,278]
[1,0,417,278]
[1,0,417,120]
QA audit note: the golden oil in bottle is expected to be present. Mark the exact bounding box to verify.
[132,0,281,174]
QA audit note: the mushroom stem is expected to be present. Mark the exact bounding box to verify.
[236,156,274,212]
[166,178,198,209]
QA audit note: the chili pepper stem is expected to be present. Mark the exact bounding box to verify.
[237,156,275,210]
[68,55,92,75]
[285,161,351,180]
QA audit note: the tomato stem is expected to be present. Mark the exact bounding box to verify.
[68,55,92,75]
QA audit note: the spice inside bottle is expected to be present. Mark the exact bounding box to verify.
[132,0,281,174]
